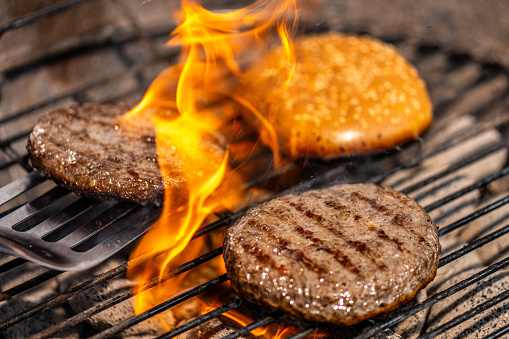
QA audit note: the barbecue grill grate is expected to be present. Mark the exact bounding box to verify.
[2,1,509,338]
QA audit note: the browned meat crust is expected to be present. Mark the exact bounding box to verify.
[224,183,440,325]
[27,103,226,205]
[26,103,168,204]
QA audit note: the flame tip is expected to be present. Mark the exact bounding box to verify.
[128,0,299,332]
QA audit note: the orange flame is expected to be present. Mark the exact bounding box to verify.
[202,299,269,337]
[200,296,302,338]
[126,0,299,330]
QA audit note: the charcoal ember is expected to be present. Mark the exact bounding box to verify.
[66,277,175,338]
[0,258,58,293]
[0,269,77,339]
[175,315,258,339]
[172,298,202,321]
[421,115,477,156]
[0,297,80,339]
[427,62,482,105]
[383,164,478,251]
[447,129,509,177]
[374,330,402,339]
[383,115,507,193]
[488,175,509,195]
[440,74,508,121]
[459,193,509,265]
[0,258,77,338]
[426,267,509,338]
[408,175,478,229]
[425,241,484,294]
[56,257,175,338]
[391,290,428,339]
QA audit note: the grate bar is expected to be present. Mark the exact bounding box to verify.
[0,130,31,148]
[286,327,319,339]
[437,194,509,237]
[424,165,509,212]
[439,223,509,268]
[372,121,508,187]
[0,0,90,37]
[28,247,223,339]
[195,211,236,238]
[0,269,61,302]
[0,61,150,126]
[156,298,243,339]
[420,289,509,339]
[354,257,509,339]
[438,109,509,156]
[0,155,28,172]
[0,261,125,332]
[401,141,507,195]
[0,257,26,274]
[222,310,284,339]
[0,170,46,206]
[89,274,229,339]
[485,323,509,339]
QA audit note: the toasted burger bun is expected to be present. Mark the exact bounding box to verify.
[240,32,432,159]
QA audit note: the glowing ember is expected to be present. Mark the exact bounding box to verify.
[125,0,299,333]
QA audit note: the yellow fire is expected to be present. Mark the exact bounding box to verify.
[125,0,299,334]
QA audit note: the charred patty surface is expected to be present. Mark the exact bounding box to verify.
[27,103,226,205]
[27,103,167,204]
[224,183,440,325]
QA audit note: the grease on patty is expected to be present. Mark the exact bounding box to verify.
[224,183,440,325]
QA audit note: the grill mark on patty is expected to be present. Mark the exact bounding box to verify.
[286,200,390,273]
[266,204,361,275]
[289,201,325,223]
[392,213,410,227]
[289,198,392,270]
[320,247,360,275]
[345,240,388,269]
[390,213,421,238]
[350,191,390,213]
[324,200,347,211]
[282,247,331,275]
[241,243,272,265]
[241,243,292,276]
[305,209,324,222]
[349,191,421,238]
[225,183,439,325]
[245,219,335,275]
[377,230,405,252]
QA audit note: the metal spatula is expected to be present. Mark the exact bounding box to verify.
[0,171,161,271]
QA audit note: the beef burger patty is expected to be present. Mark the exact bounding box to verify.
[27,103,226,205]
[224,183,440,325]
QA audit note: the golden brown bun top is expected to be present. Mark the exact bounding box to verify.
[241,32,433,159]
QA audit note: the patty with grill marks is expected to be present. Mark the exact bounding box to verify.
[224,183,440,325]
[27,103,226,205]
